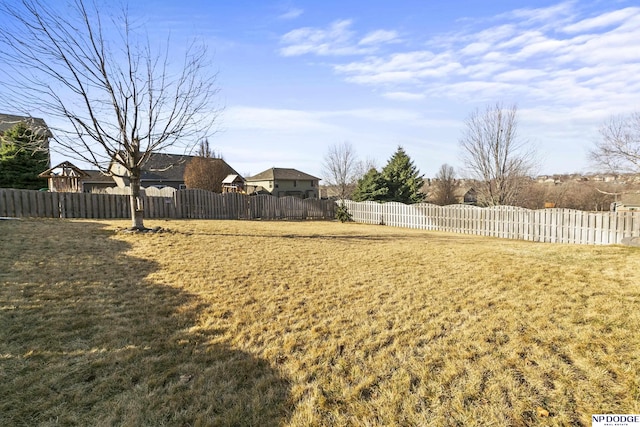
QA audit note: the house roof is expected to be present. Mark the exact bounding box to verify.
[246,167,320,182]
[0,113,52,138]
[39,161,90,178]
[83,169,116,183]
[621,192,640,205]
[140,153,192,181]
[140,153,240,182]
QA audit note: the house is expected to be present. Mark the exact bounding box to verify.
[0,113,52,141]
[81,169,119,193]
[612,193,640,212]
[245,167,320,199]
[0,113,52,166]
[109,152,240,191]
[110,153,190,190]
[461,188,477,205]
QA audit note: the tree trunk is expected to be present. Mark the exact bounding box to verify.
[129,175,145,230]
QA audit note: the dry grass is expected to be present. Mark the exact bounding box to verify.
[1,218,639,426]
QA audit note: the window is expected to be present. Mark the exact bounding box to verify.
[179,184,187,190]
[294,180,297,187]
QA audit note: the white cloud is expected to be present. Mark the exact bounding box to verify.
[383,91,426,101]
[500,1,575,27]
[279,20,400,57]
[279,20,364,56]
[224,106,338,133]
[563,7,639,33]
[460,42,492,56]
[465,24,519,46]
[327,107,423,122]
[359,30,400,45]
[493,69,546,82]
[335,51,463,85]
[285,2,640,118]
[279,7,304,20]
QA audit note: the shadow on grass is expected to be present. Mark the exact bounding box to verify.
[0,220,292,426]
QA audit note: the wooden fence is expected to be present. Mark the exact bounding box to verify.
[0,189,335,221]
[4,188,639,244]
[342,200,640,245]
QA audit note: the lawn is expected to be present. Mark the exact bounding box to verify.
[1,218,639,426]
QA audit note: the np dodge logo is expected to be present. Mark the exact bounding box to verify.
[592,415,640,426]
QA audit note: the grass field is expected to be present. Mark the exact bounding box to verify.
[1,218,639,426]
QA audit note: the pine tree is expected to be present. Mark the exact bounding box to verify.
[380,146,424,203]
[351,168,388,202]
[0,122,49,189]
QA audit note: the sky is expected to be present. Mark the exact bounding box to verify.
[8,0,640,179]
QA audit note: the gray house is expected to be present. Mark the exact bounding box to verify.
[245,167,320,199]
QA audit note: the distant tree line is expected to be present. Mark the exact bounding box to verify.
[323,102,640,211]
[421,177,624,211]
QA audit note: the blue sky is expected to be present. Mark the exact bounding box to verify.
[22,1,640,178]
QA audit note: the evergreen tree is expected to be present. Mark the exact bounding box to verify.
[380,146,424,203]
[0,122,49,189]
[351,168,388,202]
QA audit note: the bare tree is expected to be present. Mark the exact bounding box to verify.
[195,139,223,159]
[184,142,232,193]
[459,103,536,206]
[431,163,458,205]
[591,112,640,173]
[0,0,220,230]
[353,156,377,183]
[322,141,359,199]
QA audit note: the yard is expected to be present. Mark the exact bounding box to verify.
[1,219,639,426]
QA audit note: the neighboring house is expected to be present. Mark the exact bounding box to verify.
[612,193,640,212]
[319,185,341,199]
[0,113,52,167]
[222,174,245,193]
[81,169,118,193]
[462,188,477,205]
[109,152,239,191]
[245,167,320,199]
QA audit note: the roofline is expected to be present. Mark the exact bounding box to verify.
[245,167,321,182]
